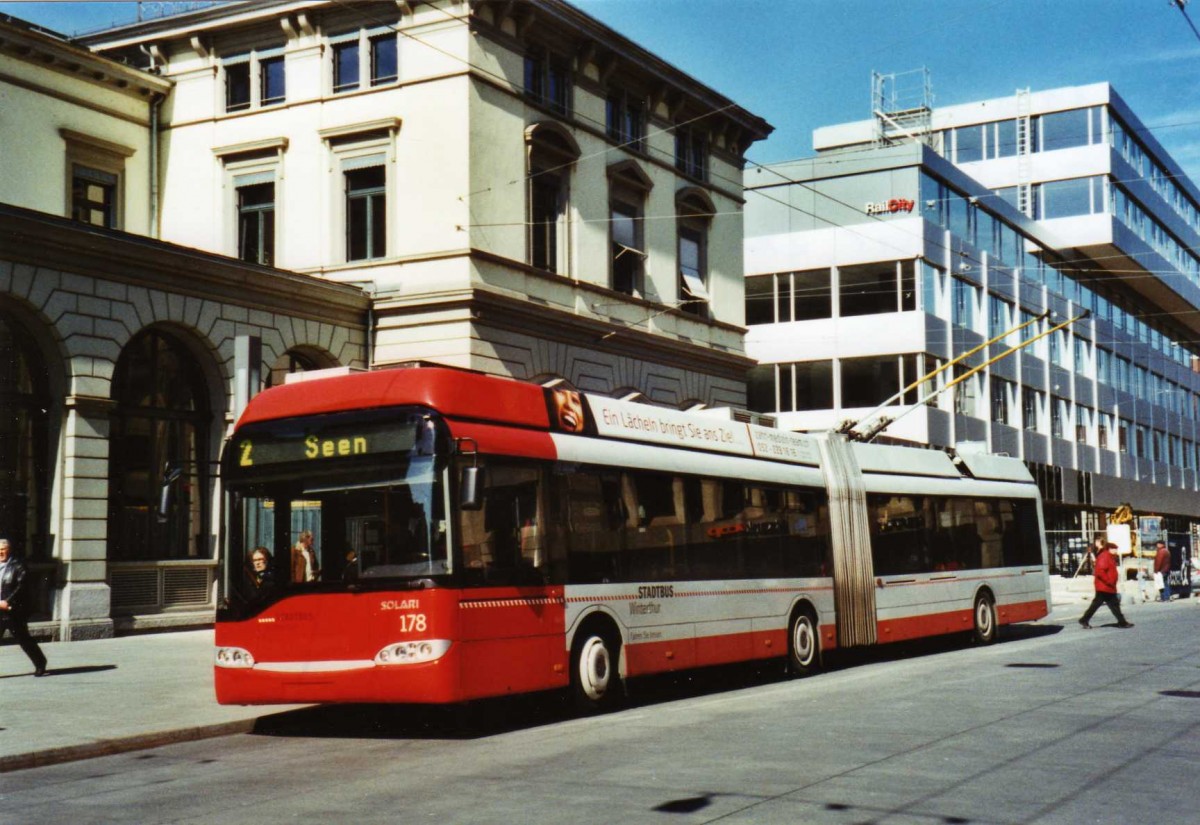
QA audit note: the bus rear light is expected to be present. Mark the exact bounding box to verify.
[375,639,451,665]
[215,647,256,669]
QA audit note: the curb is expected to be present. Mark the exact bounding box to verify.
[0,718,259,774]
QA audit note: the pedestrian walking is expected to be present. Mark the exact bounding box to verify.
[1154,540,1172,602]
[1079,539,1134,629]
[0,537,48,676]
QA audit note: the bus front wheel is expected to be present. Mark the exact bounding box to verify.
[571,627,622,712]
[788,611,821,676]
[972,593,997,645]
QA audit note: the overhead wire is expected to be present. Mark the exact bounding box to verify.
[324,0,1200,358]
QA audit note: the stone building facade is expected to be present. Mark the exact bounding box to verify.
[0,16,368,638]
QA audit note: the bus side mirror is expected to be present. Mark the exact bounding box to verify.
[460,466,484,511]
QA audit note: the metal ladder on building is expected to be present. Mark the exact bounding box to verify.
[1016,87,1033,217]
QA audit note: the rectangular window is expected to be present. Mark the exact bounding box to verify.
[841,356,900,409]
[606,91,646,153]
[952,277,979,329]
[1022,387,1042,432]
[678,226,708,317]
[611,201,643,296]
[1074,336,1091,375]
[674,127,707,180]
[747,365,775,413]
[954,367,979,417]
[955,125,983,163]
[333,41,360,92]
[1076,406,1092,444]
[988,294,1012,339]
[346,165,386,261]
[840,262,898,317]
[1039,177,1100,219]
[1051,397,1069,439]
[260,56,285,106]
[993,120,1019,158]
[793,269,833,320]
[525,49,570,115]
[991,376,1012,425]
[237,181,275,266]
[530,173,564,273]
[1038,109,1090,152]
[225,60,251,112]
[921,261,947,316]
[71,166,118,228]
[370,34,398,85]
[794,361,833,411]
[745,275,774,326]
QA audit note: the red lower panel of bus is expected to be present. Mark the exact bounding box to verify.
[216,587,569,705]
[876,598,1048,644]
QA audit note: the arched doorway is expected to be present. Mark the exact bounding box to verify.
[0,309,51,562]
[107,328,211,562]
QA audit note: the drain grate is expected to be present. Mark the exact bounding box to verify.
[1005,663,1060,668]
[1161,690,1200,699]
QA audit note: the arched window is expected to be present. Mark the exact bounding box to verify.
[108,329,210,561]
[265,349,323,389]
[0,310,50,559]
[527,123,579,275]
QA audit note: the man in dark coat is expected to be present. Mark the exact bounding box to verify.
[0,537,48,676]
[1079,540,1134,630]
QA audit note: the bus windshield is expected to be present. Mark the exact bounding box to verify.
[220,409,449,612]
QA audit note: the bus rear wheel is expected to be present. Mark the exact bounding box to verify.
[788,611,820,676]
[972,593,997,645]
[571,627,622,712]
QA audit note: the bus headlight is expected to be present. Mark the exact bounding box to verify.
[374,639,451,665]
[215,647,256,669]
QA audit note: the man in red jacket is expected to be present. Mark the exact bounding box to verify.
[1080,538,1134,629]
[1153,541,1172,602]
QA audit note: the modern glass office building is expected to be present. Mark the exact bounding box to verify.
[744,83,1200,568]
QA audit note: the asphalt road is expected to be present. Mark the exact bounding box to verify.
[4,604,1198,824]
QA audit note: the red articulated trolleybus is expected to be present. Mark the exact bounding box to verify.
[215,366,1050,709]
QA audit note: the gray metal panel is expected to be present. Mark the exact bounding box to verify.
[817,434,877,648]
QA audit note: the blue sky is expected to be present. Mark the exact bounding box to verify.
[6,1,1200,179]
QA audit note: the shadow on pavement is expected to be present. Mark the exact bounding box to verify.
[251,623,1065,742]
[0,664,116,680]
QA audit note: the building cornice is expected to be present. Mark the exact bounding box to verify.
[0,16,171,99]
[0,203,369,327]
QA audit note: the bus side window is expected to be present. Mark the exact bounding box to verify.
[624,471,686,580]
[743,485,785,577]
[563,470,623,583]
[460,460,546,586]
[783,488,831,577]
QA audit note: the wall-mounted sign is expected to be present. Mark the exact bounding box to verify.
[864,198,915,216]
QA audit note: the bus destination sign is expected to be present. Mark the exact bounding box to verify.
[232,424,417,468]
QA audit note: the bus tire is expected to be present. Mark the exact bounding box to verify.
[788,610,821,677]
[570,623,622,713]
[972,592,997,645]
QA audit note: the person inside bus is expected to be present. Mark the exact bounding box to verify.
[247,547,276,593]
[291,530,320,582]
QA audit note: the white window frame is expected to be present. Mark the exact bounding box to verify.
[60,129,134,230]
[214,137,288,265]
[221,45,286,114]
[328,26,399,96]
[319,119,400,264]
